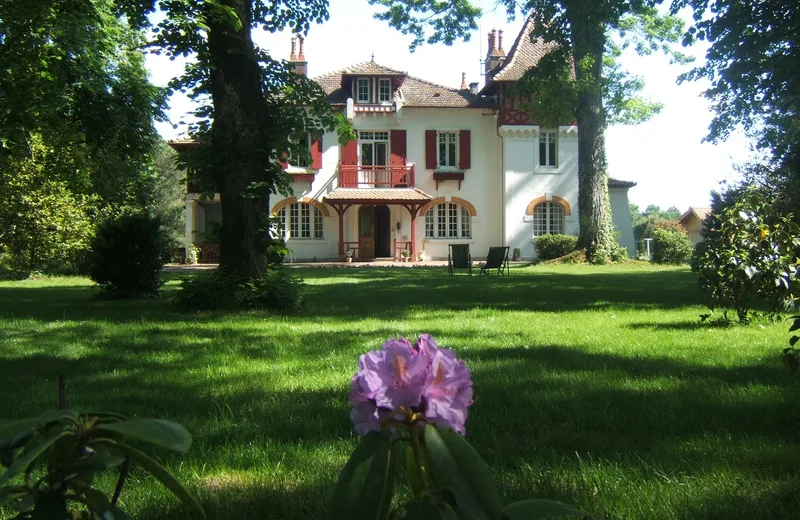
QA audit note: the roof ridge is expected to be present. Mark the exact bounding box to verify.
[404,74,474,97]
[493,15,535,79]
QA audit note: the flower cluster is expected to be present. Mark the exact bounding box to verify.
[349,334,473,435]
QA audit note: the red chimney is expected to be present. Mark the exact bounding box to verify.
[289,35,307,76]
[460,72,467,90]
[486,30,494,55]
[498,30,505,55]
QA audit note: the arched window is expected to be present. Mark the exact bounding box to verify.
[276,203,324,240]
[424,203,471,239]
[532,202,564,237]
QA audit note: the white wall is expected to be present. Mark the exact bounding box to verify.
[273,107,503,261]
[502,126,579,260]
[609,187,636,257]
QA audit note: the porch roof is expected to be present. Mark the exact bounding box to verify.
[323,188,431,204]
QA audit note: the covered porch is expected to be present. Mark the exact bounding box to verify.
[323,188,431,261]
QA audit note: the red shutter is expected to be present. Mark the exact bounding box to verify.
[341,139,358,166]
[425,129,437,170]
[311,132,323,169]
[459,130,471,170]
[390,130,406,166]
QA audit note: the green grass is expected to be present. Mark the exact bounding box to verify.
[1,264,799,519]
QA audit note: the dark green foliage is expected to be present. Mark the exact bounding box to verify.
[632,204,683,254]
[0,409,202,519]
[88,213,171,298]
[534,234,578,260]
[651,228,692,265]
[694,188,800,322]
[175,268,305,312]
[0,145,95,278]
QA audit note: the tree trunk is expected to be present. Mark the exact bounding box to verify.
[206,0,271,279]
[569,6,613,261]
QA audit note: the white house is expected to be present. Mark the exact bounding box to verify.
[178,17,636,262]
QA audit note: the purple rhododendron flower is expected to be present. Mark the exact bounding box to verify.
[349,334,473,435]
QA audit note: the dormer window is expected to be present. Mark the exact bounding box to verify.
[357,78,370,103]
[378,78,391,103]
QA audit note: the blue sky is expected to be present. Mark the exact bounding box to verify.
[145,0,752,212]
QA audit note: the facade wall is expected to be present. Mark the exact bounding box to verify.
[682,215,704,245]
[609,187,636,257]
[501,126,579,260]
[274,107,502,261]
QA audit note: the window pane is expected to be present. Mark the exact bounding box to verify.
[358,79,369,101]
[425,209,434,238]
[448,139,456,166]
[313,207,323,239]
[290,204,299,238]
[439,140,446,167]
[448,203,458,238]
[375,142,387,166]
[379,79,390,102]
[539,139,546,166]
[301,204,311,238]
[548,138,556,167]
[461,207,471,238]
[361,143,374,166]
[437,203,447,238]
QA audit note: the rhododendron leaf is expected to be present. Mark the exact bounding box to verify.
[405,496,443,519]
[406,446,424,499]
[96,419,192,452]
[423,425,493,520]
[330,431,393,520]
[434,426,503,519]
[501,499,584,519]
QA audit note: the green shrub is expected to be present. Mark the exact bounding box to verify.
[176,268,305,312]
[88,212,171,298]
[695,188,799,322]
[534,234,578,260]
[0,154,95,277]
[651,228,692,264]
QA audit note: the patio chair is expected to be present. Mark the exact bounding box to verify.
[448,244,472,276]
[478,246,510,276]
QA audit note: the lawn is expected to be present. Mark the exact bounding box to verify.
[1,263,799,519]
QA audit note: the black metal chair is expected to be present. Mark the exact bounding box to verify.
[478,246,510,276]
[448,244,472,276]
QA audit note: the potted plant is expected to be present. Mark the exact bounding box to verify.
[512,247,521,261]
[345,250,354,263]
[401,249,411,262]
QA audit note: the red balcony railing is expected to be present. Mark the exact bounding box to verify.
[339,164,415,188]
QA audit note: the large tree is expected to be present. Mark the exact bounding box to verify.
[117,1,355,279]
[375,0,688,262]
[0,0,166,207]
[673,0,799,217]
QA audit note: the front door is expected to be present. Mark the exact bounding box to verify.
[374,205,391,257]
[358,206,375,259]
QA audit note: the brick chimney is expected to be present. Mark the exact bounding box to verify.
[289,36,307,76]
[484,28,507,84]
[460,72,467,90]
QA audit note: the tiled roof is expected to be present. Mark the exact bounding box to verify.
[323,188,431,202]
[313,62,494,108]
[489,16,559,82]
[679,206,712,223]
[608,178,637,188]
[340,62,407,76]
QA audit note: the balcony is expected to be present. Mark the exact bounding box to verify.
[339,164,415,188]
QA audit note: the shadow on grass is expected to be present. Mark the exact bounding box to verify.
[0,266,704,324]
